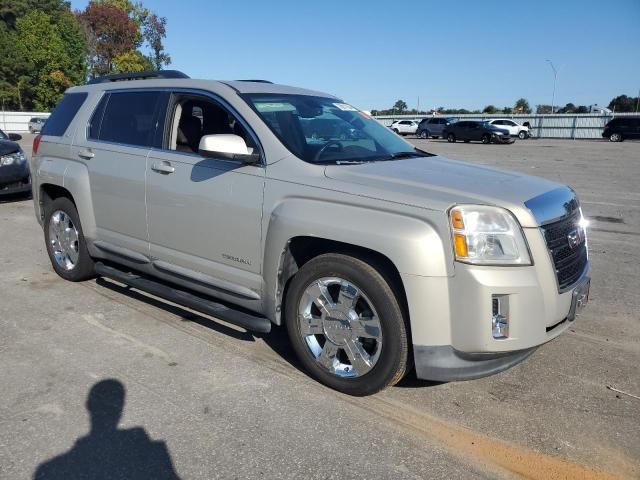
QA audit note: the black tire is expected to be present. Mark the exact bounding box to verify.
[392,128,400,134]
[518,131,527,140]
[44,197,95,281]
[609,133,623,142]
[481,134,491,144]
[447,133,456,142]
[285,254,409,396]
[420,129,429,139]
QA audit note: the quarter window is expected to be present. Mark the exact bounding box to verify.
[41,93,88,136]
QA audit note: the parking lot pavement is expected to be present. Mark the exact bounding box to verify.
[1,136,638,479]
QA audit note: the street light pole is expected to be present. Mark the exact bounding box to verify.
[546,59,558,113]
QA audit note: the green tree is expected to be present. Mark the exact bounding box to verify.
[536,104,553,114]
[576,105,589,114]
[502,107,513,114]
[393,99,407,113]
[113,50,153,73]
[514,98,531,114]
[14,10,79,110]
[608,94,640,112]
[482,105,497,114]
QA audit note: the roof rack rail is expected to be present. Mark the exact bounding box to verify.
[88,70,190,85]
[235,79,273,84]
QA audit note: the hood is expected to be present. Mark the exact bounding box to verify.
[0,140,21,156]
[324,156,564,227]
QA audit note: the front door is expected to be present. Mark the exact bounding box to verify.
[145,92,266,297]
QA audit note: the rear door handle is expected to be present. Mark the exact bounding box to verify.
[78,149,94,160]
[151,161,175,174]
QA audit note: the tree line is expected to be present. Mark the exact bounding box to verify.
[0,0,170,111]
[373,95,640,116]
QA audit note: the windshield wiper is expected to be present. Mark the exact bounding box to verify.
[379,151,431,161]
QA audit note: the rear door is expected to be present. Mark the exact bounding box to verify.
[71,90,165,256]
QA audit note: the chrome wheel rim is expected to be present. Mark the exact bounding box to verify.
[48,210,80,271]
[610,133,621,142]
[298,277,382,378]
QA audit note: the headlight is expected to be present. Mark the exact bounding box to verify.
[492,131,503,136]
[449,205,531,265]
[0,151,26,166]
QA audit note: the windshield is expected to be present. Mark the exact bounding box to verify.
[243,94,429,164]
[0,129,7,140]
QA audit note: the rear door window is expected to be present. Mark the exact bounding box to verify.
[41,92,88,136]
[95,91,163,148]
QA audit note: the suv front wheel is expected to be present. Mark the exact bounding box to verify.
[420,129,429,139]
[44,197,95,281]
[609,133,623,142]
[285,254,409,396]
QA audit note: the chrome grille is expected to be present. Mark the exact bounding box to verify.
[540,209,588,291]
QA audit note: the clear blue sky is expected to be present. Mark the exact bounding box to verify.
[71,0,640,111]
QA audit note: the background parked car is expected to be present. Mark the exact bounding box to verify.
[486,119,529,139]
[416,117,454,139]
[443,120,514,144]
[602,117,640,142]
[28,117,47,133]
[0,129,31,196]
[389,120,418,135]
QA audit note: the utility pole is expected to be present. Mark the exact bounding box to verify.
[546,59,559,113]
[636,88,639,113]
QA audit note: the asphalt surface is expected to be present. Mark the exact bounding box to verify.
[0,135,638,479]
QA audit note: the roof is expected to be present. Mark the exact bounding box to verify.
[69,77,339,100]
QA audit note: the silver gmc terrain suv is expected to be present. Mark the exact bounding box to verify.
[31,71,590,396]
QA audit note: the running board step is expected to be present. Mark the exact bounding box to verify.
[95,262,271,334]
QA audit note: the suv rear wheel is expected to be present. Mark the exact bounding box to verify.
[447,133,456,142]
[285,254,409,396]
[609,133,623,142]
[44,197,95,281]
[481,134,491,144]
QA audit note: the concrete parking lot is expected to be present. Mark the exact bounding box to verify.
[1,135,638,479]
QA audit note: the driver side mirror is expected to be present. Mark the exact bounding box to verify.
[8,133,22,141]
[198,134,260,164]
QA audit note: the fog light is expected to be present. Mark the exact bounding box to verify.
[492,295,509,339]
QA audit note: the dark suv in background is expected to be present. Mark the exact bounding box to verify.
[602,117,640,142]
[443,120,514,144]
[416,117,453,139]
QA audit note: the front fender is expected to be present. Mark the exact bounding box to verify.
[262,197,453,323]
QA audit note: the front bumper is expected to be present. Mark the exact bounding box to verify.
[492,134,514,143]
[403,226,589,381]
[0,173,31,195]
[414,345,537,381]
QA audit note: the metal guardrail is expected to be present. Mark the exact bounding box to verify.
[1,111,51,133]
[373,112,639,139]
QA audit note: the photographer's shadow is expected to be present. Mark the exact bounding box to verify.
[34,379,180,480]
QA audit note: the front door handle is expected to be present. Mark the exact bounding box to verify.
[78,148,94,160]
[151,161,175,174]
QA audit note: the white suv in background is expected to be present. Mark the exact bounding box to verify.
[487,119,529,139]
[390,120,418,136]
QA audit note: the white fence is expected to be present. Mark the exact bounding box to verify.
[374,112,639,139]
[1,111,50,133]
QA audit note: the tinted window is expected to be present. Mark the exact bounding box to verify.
[98,91,162,147]
[42,93,88,136]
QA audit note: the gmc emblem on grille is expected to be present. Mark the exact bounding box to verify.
[567,228,585,249]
